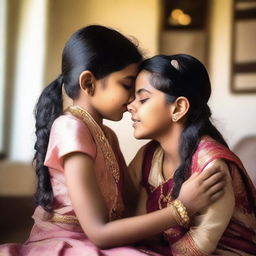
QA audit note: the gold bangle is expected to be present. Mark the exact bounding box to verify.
[169,199,190,228]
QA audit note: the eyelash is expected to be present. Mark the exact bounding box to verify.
[139,98,148,104]
[122,84,133,90]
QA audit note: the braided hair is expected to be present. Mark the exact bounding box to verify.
[33,25,142,211]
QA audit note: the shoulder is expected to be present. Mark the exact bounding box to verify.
[48,114,96,154]
[52,114,87,131]
[45,114,97,170]
[192,137,242,176]
[51,114,93,139]
[203,159,230,175]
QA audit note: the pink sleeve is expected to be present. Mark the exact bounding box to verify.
[44,115,97,171]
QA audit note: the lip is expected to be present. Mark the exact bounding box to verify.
[131,118,140,128]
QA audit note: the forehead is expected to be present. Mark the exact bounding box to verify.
[135,70,154,90]
[110,63,139,79]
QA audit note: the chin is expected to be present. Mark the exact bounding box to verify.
[134,131,148,140]
[109,113,123,121]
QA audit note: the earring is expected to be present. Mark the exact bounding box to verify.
[172,116,177,122]
[87,83,95,95]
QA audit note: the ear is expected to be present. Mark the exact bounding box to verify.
[79,70,96,96]
[170,96,190,122]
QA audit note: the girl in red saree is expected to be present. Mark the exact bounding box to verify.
[0,27,225,256]
[128,54,256,256]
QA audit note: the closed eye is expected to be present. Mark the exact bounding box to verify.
[139,98,149,104]
[122,84,133,90]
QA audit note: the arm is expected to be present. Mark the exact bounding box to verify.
[135,187,148,216]
[64,152,178,248]
[64,152,226,249]
[171,159,235,256]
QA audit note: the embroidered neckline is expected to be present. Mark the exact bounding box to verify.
[65,105,120,183]
[64,105,123,220]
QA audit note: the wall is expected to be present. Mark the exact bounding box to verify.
[161,30,207,65]
[0,0,6,153]
[4,0,256,164]
[45,0,160,84]
[208,0,256,148]
[44,0,160,163]
[7,0,47,161]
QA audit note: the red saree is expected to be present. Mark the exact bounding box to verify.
[142,137,256,256]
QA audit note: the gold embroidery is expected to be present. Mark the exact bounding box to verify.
[66,106,120,183]
[50,214,80,225]
[158,183,173,209]
[65,105,123,220]
[172,233,209,256]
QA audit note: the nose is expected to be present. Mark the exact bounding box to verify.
[127,99,136,113]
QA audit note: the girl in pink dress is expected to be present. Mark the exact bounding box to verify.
[0,27,225,256]
[128,54,256,255]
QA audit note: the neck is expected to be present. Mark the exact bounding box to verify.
[72,100,103,126]
[155,124,183,167]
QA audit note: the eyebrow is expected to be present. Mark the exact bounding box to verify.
[122,75,136,81]
[136,88,152,95]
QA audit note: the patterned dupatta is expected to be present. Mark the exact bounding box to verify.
[66,105,125,221]
[142,137,256,256]
[187,137,256,255]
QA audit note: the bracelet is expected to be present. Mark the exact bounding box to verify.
[169,199,190,228]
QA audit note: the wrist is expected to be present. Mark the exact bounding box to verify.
[168,199,190,229]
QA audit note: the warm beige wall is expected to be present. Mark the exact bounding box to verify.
[161,30,207,64]
[4,0,23,156]
[44,0,160,163]
[208,0,256,148]
[45,0,160,84]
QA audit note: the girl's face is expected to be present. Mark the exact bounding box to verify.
[128,70,173,140]
[93,63,139,121]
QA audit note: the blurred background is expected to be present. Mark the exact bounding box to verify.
[0,0,256,243]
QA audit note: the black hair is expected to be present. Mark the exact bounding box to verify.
[141,54,228,198]
[33,25,142,211]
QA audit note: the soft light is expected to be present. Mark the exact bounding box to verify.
[168,8,192,26]
[171,9,184,19]
[178,14,192,26]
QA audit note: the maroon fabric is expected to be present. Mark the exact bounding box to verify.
[141,138,256,255]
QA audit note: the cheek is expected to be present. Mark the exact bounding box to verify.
[111,88,129,103]
[141,101,169,120]
[141,104,170,130]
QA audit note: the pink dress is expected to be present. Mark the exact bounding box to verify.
[0,106,160,256]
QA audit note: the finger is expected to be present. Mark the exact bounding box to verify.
[206,180,225,195]
[199,159,228,182]
[201,171,226,189]
[209,189,225,202]
[201,168,224,181]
